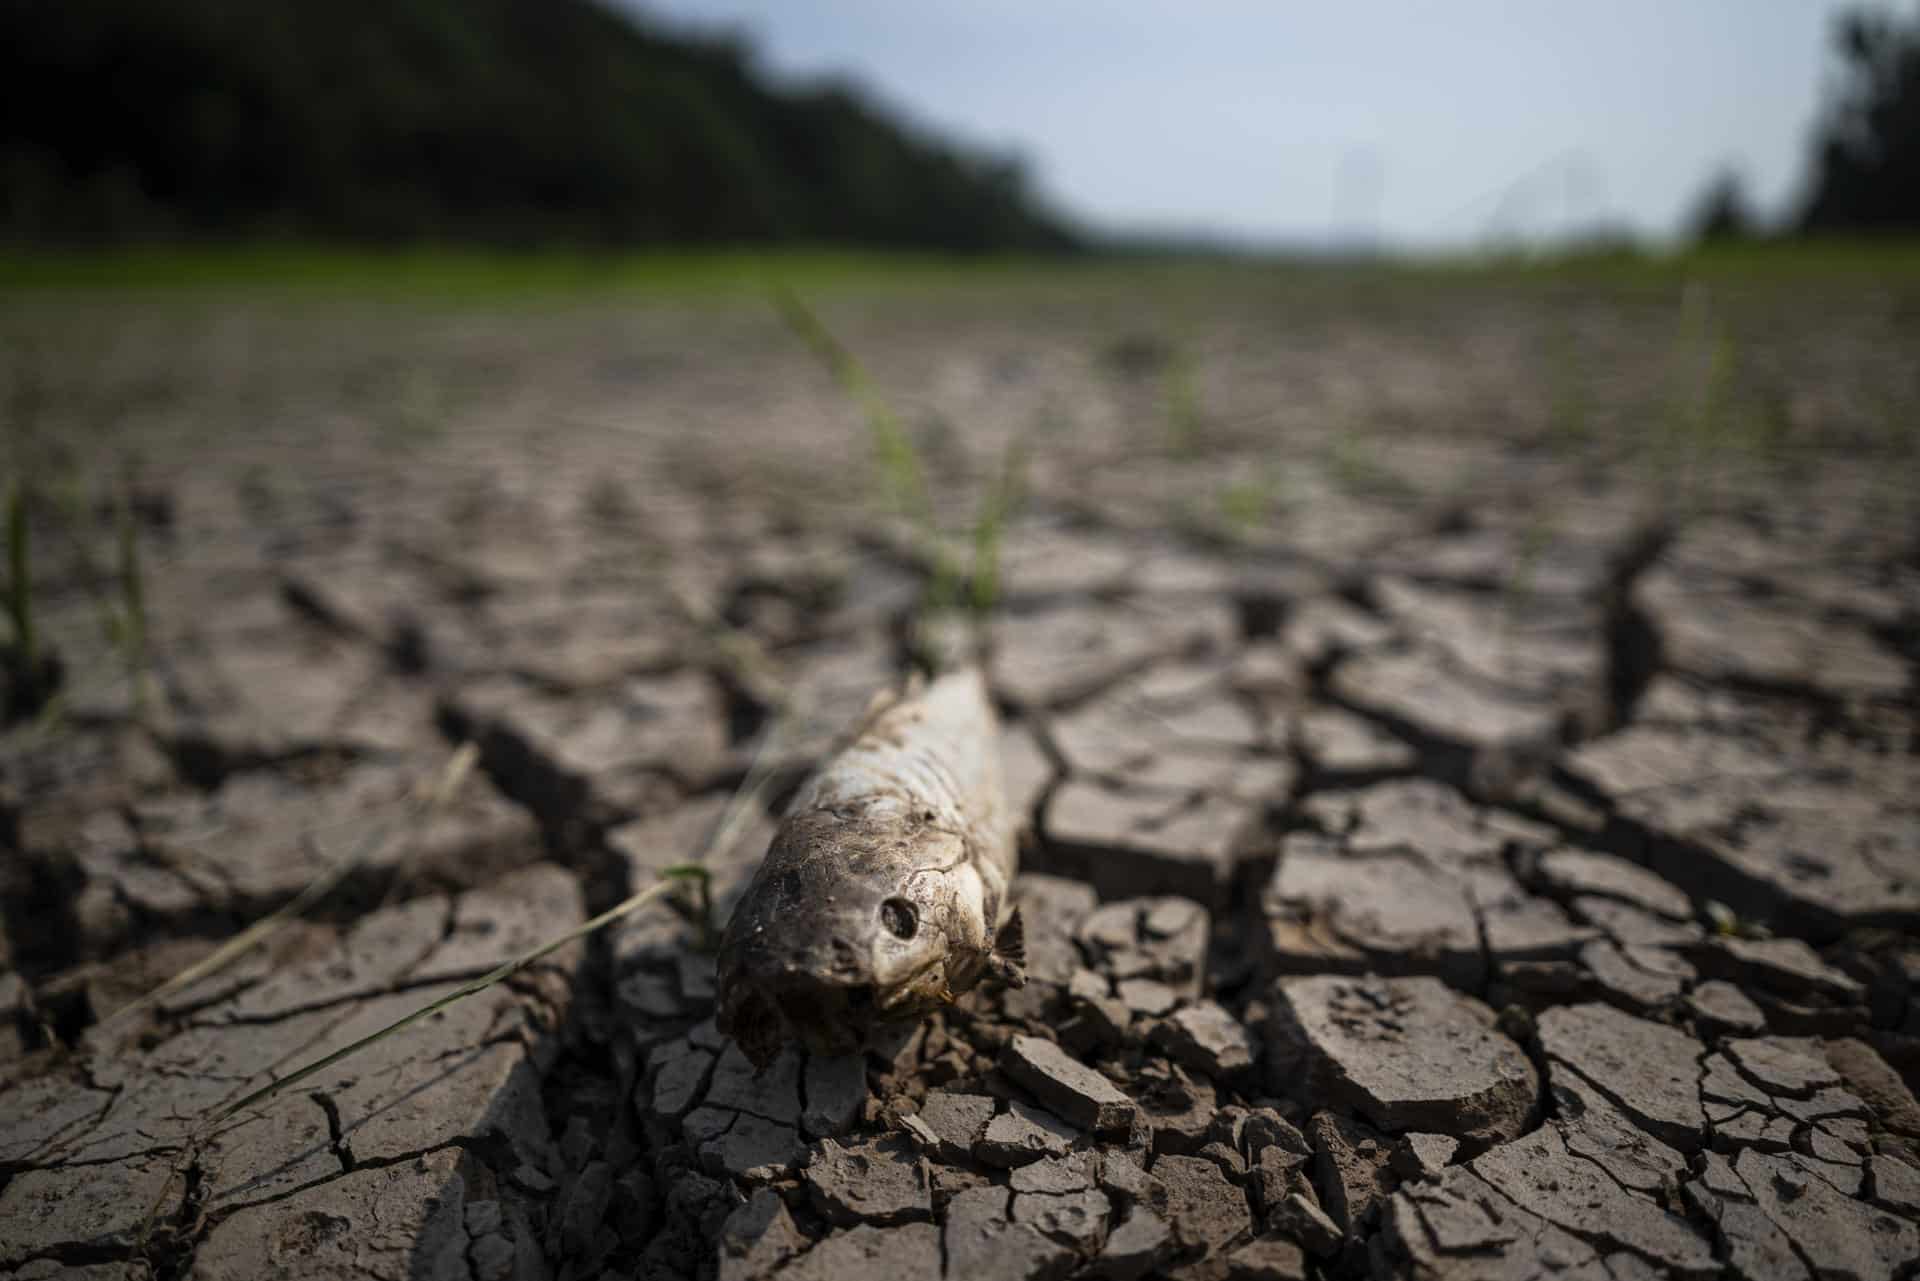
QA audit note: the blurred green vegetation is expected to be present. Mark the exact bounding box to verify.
[5,238,1920,300]
[0,245,1095,297]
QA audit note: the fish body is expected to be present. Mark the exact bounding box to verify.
[716,667,1024,1067]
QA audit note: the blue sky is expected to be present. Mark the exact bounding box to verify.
[627,0,1894,250]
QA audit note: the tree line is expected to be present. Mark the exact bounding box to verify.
[0,0,1079,251]
[1696,4,1920,241]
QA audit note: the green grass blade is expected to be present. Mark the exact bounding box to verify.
[767,284,940,540]
[104,745,482,1028]
[205,868,698,1131]
[768,282,975,643]
[968,437,1028,616]
[1164,345,1204,456]
[199,694,801,1130]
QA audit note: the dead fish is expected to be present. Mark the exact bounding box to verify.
[716,666,1025,1068]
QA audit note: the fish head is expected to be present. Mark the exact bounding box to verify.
[715,806,986,1068]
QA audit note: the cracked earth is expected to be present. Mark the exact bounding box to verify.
[2,275,1918,1279]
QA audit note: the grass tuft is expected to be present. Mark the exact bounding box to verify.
[1163,345,1205,457]
[1324,430,1412,501]
[1705,900,1772,941]
[1215,462,1290,540]
[1650,282,1739,515]
[769,282,1022,663]
[769,284,936,534]
[967,437,1029,617]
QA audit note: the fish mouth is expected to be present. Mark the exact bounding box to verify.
[782,980,880,1051]
[720,957,946,1068]
[717,972,875,1066]
[873,954,949,1015]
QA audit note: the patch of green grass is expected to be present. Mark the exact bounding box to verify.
[2,236,1919,308]
[1648,283,1741,515]
[769,284,936,533]
[770,284,1026,657]
[967,438,1029,616]
[1215,462,1289,539]
[1324,430,1413,501]
[0,244,1110,302]
[1163,345,1206,457]
[1705,900,1772,941]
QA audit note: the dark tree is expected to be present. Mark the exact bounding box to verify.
[1690,170,1757,242]
[0,0,1080,251]
[1800,4,1920,232]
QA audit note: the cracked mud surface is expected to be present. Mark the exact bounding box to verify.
[3,275,1918,1279]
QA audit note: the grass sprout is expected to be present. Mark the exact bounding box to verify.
[1325,430,1411,501]
[1705,899,1773,941]
[967,437,1029,617]
[1651,282,1739,515]
[1163,344,1205,457]
[769,284,935,534]
[1215,462,1290,540]
[769,283,1024,646]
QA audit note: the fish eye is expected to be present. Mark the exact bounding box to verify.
[880,897,919,940]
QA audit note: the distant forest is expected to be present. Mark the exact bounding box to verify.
[0,0,1079,251]
[1692,6,1920,242]
[1799,5,1920,233]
